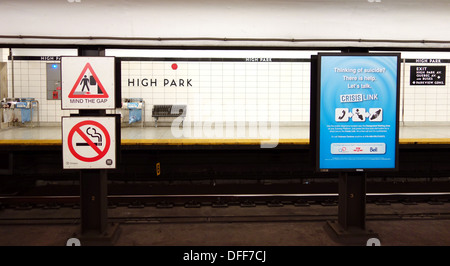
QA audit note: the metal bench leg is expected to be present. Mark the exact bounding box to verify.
[155,118,158,128]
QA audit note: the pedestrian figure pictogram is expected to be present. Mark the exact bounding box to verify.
[81,75,90,92]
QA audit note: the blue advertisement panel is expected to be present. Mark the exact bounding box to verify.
[318,54,400,171]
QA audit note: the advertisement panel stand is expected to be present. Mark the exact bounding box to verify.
[312,52,400,244]
[325,172,379,244]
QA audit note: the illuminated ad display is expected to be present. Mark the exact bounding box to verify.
[317,53,400,171]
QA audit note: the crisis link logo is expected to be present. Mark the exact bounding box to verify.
[127,63,193,88]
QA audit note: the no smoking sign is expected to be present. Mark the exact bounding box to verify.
[62,116,117,169]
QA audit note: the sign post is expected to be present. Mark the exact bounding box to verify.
[312,52,400,244]
[62,50,120,245]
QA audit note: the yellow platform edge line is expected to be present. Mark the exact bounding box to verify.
[0,138,450,146]
[399,138,450,145]
[121,139,310,145]
[0,139,62,145]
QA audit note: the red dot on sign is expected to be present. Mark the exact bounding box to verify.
[171,63,178,70]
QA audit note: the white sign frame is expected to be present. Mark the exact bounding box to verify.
[61,56,115,109]
[62,116,116,169]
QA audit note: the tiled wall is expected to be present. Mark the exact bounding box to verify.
[3,53,450,126]
[121,60,311,124]
[6,60,75,124]
[402,62,450,123]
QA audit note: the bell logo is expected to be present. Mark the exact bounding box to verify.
[370,147,378,152]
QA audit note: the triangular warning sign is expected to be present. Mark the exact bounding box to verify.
[68,63,109,98]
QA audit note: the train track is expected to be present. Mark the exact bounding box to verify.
[0,180,449,226]
[0,191,449,210]
[0,191,449,205]
[0,194,449,225]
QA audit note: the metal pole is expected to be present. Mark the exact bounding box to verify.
[75,47,119,245]
[401,58,406,125]
[326,171,378,245]
[80,168,108,234]
[9,48,14,98]
[338,172,366,230]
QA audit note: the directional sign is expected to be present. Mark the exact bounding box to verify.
[410,65,446,86]
[61,56,115,109]
[62,116,116,169]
